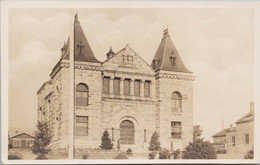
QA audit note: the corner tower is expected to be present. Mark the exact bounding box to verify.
[152,28,194,151]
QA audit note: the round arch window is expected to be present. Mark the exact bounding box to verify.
[120,120,134,144]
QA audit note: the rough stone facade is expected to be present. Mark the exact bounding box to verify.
[37,15,194,153]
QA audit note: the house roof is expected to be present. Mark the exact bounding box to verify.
[8,133,34,140]
[235,110,254,124]
[62,14,100,63]
[151,28,192,73]
[212,127,236,138]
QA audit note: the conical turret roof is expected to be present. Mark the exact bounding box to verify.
[151,28,191,73]
[62,14,100,63]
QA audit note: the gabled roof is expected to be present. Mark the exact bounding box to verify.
[151,28,192,73]
[212,128,228,138]
[62,14,100,63]
[8,133,34,140]
[212,127,236,138]
[235,110,254,124]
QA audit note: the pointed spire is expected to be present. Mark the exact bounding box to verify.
[106,46,115,60]
[62,14,100,63]
[151,28,191,73]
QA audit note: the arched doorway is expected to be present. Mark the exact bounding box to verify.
[120,120,134,144]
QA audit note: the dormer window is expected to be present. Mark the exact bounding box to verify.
[170,51,177,65]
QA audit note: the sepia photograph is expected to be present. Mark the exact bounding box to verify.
[1,1,260,164]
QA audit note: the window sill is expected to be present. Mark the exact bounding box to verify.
[172,112,182,115]
[75,134,88,136]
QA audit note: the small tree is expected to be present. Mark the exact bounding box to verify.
[100,130,113,150]
[148,131,161,151]
[182,138,217,159]
[32,121,53,155]
[193,125,203,141]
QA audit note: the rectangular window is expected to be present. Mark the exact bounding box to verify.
[124,79,130,95]
[122,55,128,62]
[144,129,147,142]
[13,140,21,146]
[144,81,151,97]
[134,80,140,96]
[245,134,249,144]
[171,122,181,139]
[75,116,88,136]
[232,136,235,146]
[102,77,110,94]
[113,78,120,95]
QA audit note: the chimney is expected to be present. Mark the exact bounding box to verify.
[230,124,233,131]
[250,102,254,112]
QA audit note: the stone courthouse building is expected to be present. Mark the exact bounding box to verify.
[37,15,194,152]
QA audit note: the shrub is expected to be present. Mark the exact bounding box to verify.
[82,154,88,159]
[182,138,217,159]
[244,149,254,159]
[35,153,48,160]
[148,131,161,151]
[159,148,171,159]
[100,130,113,150]
[114,152,128,159]
[172,149,181,159]
[126,148,133,156]
[149,151,157,159]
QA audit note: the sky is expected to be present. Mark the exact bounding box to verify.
[8,7,254,141]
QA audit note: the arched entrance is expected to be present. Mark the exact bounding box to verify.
[120,120,134,144]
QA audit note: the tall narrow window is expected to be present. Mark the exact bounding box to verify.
[171,92,182,112]
[76,83,89,106]
[134,80,140,96]
[171,121,181,139]
[124,79,130,95]
[113,78,120,95]
[144,129,147,142]
[75,116,88,135]
[245,134,249,144]
[102,77,110,94]
[144,81,151,97]
[232,136,235,146]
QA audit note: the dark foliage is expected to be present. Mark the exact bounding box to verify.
[148,131,161,151]
[182,138,217,159]
[126,148,133,156]
[149,151,157,159]
[159,148,171,159]
[244,148,254,159]
[32,121,53,155]
[114,152,128,159]
[83,154,88,159]
[172,149,181,159]
[100,130,113,150]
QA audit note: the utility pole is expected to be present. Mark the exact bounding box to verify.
[68,9,75,159]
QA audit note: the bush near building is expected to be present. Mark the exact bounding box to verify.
[159,148,171,159]
[182,138,217,159]
[100,130,113,150]
[244,148,254,159]
[148,131,161,151]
